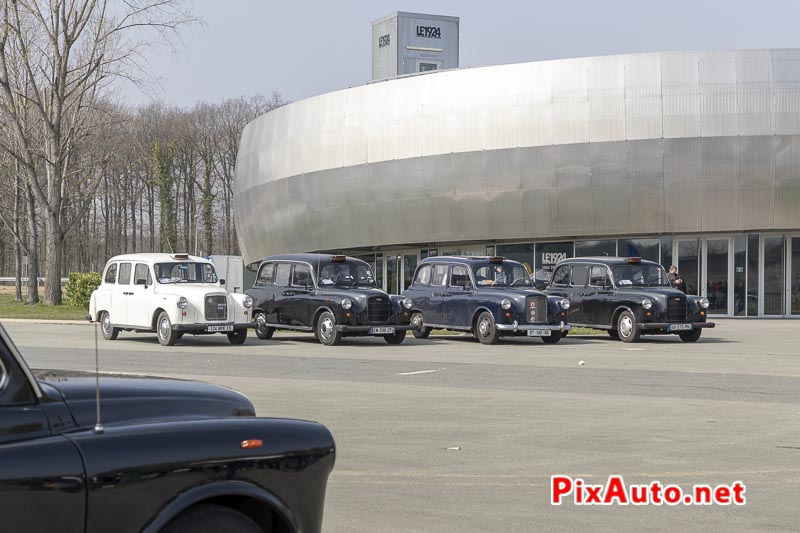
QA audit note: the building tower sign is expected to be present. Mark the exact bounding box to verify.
[372,11,459,80]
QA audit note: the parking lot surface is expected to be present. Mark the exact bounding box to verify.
[6,319,800,532]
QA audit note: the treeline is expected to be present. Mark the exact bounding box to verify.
[0,0,281,305]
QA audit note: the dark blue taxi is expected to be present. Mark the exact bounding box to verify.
[401,256,571,344]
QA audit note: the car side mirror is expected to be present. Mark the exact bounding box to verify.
[219,279,225,286]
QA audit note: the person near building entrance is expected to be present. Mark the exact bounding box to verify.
[668,265,686,293]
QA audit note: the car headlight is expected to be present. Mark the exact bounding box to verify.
[560,298,571,310]
[698,297,710,309]
[501,299,512,310]
[642,298,653,310]
[403,298,413,309]
[177,296,188,309]
[342,298,353,310]
[243,295,253,308]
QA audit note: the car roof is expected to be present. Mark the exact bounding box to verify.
[420,256,524,266]
[258,253,369,265]
[106,253,211,264]
[557,256,662,267]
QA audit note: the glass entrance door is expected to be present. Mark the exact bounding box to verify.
[677,239,700,296]
[384,251,419,294]
[762,236,785,316]
[704,238,731,316]
[792,237,800,316]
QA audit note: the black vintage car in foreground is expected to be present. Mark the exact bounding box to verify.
[246,254,416,345]
[401,256,571,344]
[0,323,335,533]
[545,257,715,343]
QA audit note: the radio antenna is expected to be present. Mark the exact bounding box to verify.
[92,318,104,434]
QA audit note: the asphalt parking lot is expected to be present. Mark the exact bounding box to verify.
[5,319,800,532]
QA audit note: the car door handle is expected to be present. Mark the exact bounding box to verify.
[123,291,133,295]
[282,291,293,296]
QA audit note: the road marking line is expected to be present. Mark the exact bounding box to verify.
[398,368,444,376]
[623,348,645,351]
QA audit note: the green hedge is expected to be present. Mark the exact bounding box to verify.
[65,271,101,309]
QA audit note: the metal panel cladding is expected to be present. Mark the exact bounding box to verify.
[234,49,800,263]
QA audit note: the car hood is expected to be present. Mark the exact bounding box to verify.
[35,370,255,429]
[476,287,549,300]
[317,287,393,301]
[614,287,689,299]
[154,283,227,300]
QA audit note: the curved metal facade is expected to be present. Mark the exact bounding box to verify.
[234,49,800,263]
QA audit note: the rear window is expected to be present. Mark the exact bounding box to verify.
[551,265,570,287]
[104,263,118,284]
[118,263,132,285]
[256,263,274,286]
[414,264,432,285]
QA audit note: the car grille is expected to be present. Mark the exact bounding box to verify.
[367,295,391,323]
[526,295,548,323]
[205,295,228,321]
[667,296,687,321]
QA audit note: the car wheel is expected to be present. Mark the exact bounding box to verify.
[678,329,702,342]
[384,331,406,344]
[227,329,247,345]
[156,311,180,346]
[616,310,640,343]
[541,332,563,344]
[316,311,342,346]
[100,311,119,341]
[162,504,261,533]
[475,311,501,345]
[254,312,274,340]
[410,312,431,339]
[607,329,619,339]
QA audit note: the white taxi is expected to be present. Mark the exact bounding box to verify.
[89,253,254,346]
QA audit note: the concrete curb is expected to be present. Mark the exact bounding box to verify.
[0,318,92,325]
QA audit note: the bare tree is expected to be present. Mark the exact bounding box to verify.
[0,0,194,305]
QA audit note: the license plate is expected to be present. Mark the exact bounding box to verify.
[668,323,692,332]
[527,329,552,337]
[207,324,234,332]
[369,326,395,335]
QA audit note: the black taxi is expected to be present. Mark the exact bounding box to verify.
[246,254,415,345]
[401,256,571,344]
[545,256,715,343]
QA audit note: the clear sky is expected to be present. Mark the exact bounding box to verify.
[126,0,800,107]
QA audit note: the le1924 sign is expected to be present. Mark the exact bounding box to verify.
[416,25,441,39]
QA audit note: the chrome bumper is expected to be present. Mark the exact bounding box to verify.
[496,321,571,332]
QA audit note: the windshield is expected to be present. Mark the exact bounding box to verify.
[612,264,671,288]
[155,262,218,284]
[472,262,532,287]
[318,261,377,288]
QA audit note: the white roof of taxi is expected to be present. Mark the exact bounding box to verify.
[105,253,211,264]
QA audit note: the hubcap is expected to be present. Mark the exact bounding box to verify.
[619,315,633,337]
[479,317,490,336]
[159,318,170,339]
[319,317,334,340]
[102,314,110,334]
[412,314,422,328]
[256,314,266,332]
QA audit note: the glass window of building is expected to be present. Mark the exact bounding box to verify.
[792,237,800,315]
[575,240,616,258]
[660,237,673,270]
[733,236,747,316]
[534,242,573,288]
[747,236,758,316]
[764,237,785,315]
[496,244,533,274]
[618,238,659,263]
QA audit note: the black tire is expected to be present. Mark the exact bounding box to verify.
[474,311,501,345]
[161,504,261,533]
[254,312,274,340]
[100,311,119,341]
[541,331,563,344]
[607,329,619,339]
[384,331,406,344]
[561,329,569,337]
[679,329,702,342]
[316,311,342,346]
[227,329,248,345]
[616,310,641,343]
[410,312,431,339]
[156,311,180,346]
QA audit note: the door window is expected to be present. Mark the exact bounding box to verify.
[570,265,589,287]
[118,263,132,285]
[551,266,571,287]
[274,263,291,286]
[431,264,448,286]
[104,263,118,284]
[589,266,609,287]
[414,264,432,286]
[134,263,150,285]
[450,265,471,288]
[291,264,312,288]
[256,263,275,286]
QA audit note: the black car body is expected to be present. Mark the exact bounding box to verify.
[0,323,335,533]
[246,254,415,345]
[544,256,715,342]
[401,256,571,344]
